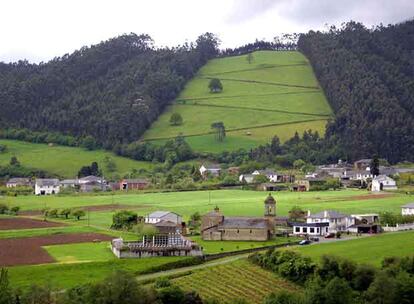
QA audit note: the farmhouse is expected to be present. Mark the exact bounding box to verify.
[401,203,414,216]
[6,178,32,188]
[239,174,255,184]
[201,194,278,241]
[292,222,330,236]
[199,164,221,178]
[60,179,79,189]
[78,175,107,192]
[145,211,182,225]
[347,214,381,234]
[252,169,279,182]
[120,179,149,191]
[371,175,397,192]
[306,210,354,233]
[35,179,60,195]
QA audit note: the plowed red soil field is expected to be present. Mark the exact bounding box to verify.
[0,233,112,266]
[0,217,64,230]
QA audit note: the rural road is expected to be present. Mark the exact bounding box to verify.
[136,252,251,282]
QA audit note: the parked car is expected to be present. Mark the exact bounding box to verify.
[325,233,335,239]
[299,240,311,245]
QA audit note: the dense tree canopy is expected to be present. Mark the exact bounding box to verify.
[298,20,414,163]
[0,33,219,149]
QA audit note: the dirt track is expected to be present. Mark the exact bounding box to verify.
[0,233,113,266]
[0,217,65,230]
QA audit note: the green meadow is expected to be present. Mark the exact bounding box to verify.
[142,51,332,152]
[0,139,152,178]
[2,189,413,290]
[294,231,414,266]
[4,189,411,229]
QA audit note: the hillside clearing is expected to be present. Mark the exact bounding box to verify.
[142,50,332,152]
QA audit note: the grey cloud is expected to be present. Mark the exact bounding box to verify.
[226,0,279,23]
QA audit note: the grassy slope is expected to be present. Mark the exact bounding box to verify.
[173,259,299,304]
[0,139,152,178]
[142,51,332,152]
[294,231,414,266]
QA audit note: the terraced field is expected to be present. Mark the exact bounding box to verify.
[173,259,299,303]
[142,51,332,152]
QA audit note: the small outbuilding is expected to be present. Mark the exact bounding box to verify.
[401,203,414,216]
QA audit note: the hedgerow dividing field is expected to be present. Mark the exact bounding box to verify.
[142,50,333,152]
[173,259,299,304]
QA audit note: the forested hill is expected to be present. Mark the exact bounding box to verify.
[0,33,219,149]
[298,20,414,163]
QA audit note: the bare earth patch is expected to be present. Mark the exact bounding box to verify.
[0,217,65,230]
[317,193,395,202]
[0,233,113,266]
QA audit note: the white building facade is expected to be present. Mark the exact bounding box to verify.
[35,179,60,195]
[401,203,414,216]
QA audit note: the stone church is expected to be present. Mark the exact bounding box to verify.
[201,194,279,241]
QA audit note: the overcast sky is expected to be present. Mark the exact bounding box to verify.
[1,0,413,63]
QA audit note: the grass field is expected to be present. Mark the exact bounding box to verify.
[0,139,152,178]
[8,256,185,289]
[173,259,299,304]
[2,188,413,290]
[294,231,414,266]
[4,189,411,229]
[189,235,299,254]
[142,51,333,152]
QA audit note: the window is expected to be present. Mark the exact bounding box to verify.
[310,228,315,233]
[303,227,307,233]
[295,227,300,233]
[317,228,320,233]
[237,229,239,233]
[250,229,252,233]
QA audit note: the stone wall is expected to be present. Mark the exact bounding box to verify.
[382,223,414,232]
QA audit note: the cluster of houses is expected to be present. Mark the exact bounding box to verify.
[200,158,414,192]
[5,176,150,195]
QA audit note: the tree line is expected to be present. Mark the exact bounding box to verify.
[298,20,414,163]
[0,32,220,150]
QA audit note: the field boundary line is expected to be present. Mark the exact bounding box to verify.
[173,103,332,118]
[200,62,307,76]
[176,90,321,102]
[200,76,320,90]
[142,118,328,142]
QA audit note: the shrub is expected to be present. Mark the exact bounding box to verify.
[71,209,86,220]
[10,206,20,215]
[48,209,58,217]
[0,204,8,214]
[59,208,71,219]
[154,277,171,288]
[111,210,138,230]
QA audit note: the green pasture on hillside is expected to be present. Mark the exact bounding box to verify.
[294,231,414,266]
[142,50,332,152]
[0,139,153,178]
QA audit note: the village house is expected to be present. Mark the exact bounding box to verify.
[6,178,33,188]
[292,210,354,236]
[78,175,107,192]
[371,175,397,191]
[252,169,279,182]
[120,179,149,191]
[199,164,221,178]
[239,174,255,184]
[401,203,414,216]
[145,211,182,225]
[60,179,79,189]
[35,179,60,195]
[347,214,381,234]
[201,194,278,241]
